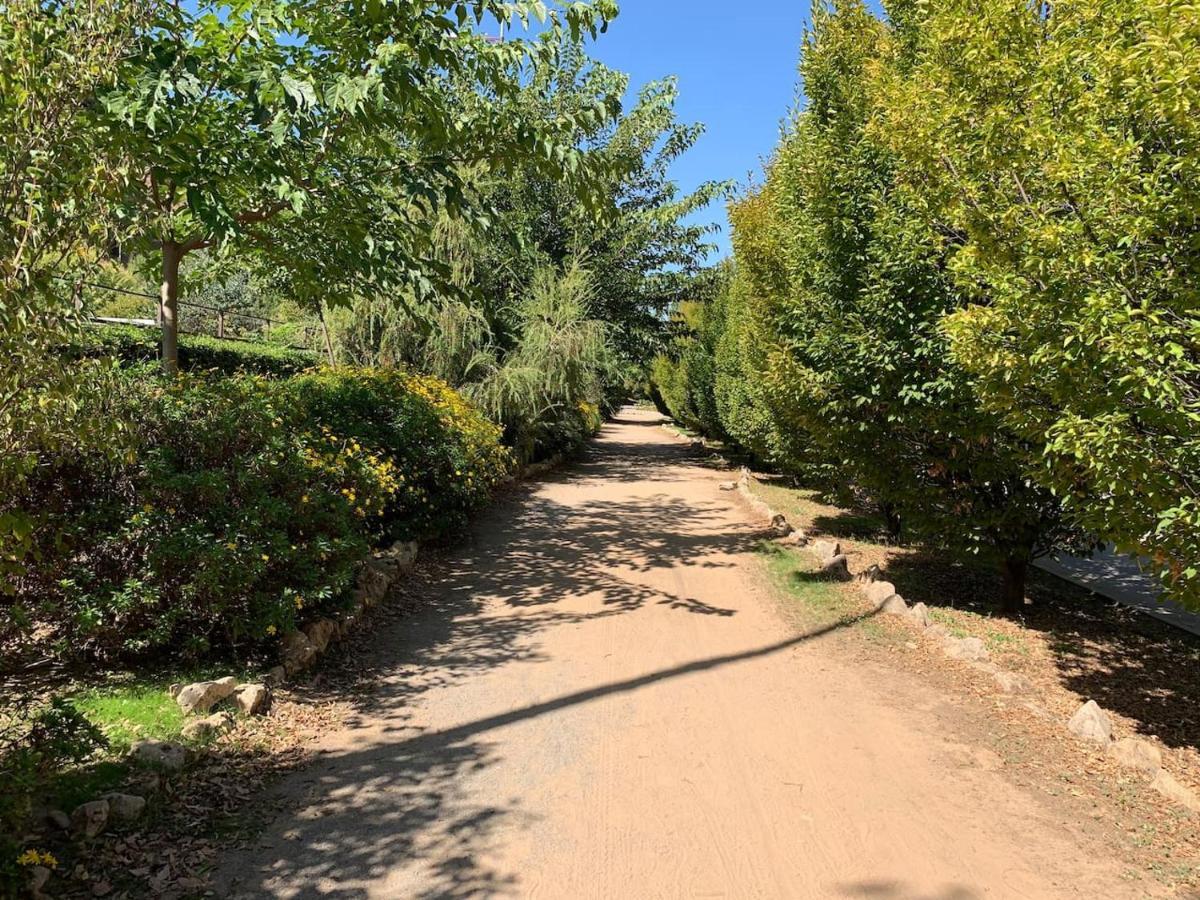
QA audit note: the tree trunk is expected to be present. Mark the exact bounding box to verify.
[318,301,336,366]
[160,241,182,376]
[1000,556,1028,615]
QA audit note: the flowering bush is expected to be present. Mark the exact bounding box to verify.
[5,367,509,663]
[284,369,511,539]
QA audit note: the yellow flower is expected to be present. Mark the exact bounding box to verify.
[261,554,270,562]
[226,542,237,551]
[266,624,277,636]
[301,494,310,504]
[17,849,56,868]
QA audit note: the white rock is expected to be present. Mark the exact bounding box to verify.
[174,676,237,715]
[181,711,234,741]
[864,581,899,605]
[881,595,908,616]
[130,740,187,772]
[718,481,737,491]
[1107,738,1162,776]
[819,554,850,580]
[1067,700,1113,745]
[810,539,841,562]
[943,636,990,663]
[1150,770,1200,813]
[102,792,146,823]
[906,602,933,628]
[70,799,109,838]
[234,683,272,716]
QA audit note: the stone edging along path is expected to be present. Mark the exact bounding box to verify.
[725,463,1200,817]
[42,453,574,857]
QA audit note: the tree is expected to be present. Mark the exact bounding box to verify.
[0,1,154,586]
[879,0,1200,608]
[97,0,619,375]
[729,0,1079,611]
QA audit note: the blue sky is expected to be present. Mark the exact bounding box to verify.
[581,1,885,260]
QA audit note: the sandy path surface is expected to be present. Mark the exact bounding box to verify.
[217,407,1147,899]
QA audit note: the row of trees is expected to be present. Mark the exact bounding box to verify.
[654,0,1199,612]
[3,1,721,576]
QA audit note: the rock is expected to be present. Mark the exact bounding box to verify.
[881,595,908,615]
[943,636,990,663]
[855,564,883,584]
[181,711,234,741]
[864,581,899,606]
[130,740,187,772]
[1107,738,1162,776]
[786,528,809,546]
[1151,770,1200,813]
[28,865,51,898]
[45,808,71,831]
[303,618,338,654]
[386,540,419,571]
[819,554,851,580]
[924,623,948,639]
[101,792,146,823]
[354,564,390,606]
[71,800,109,838]
[168,683,183,699]
[126,773,162,796]
[810,539,841,563]
[1067,700,1113,745]
[770,514,793,537]
[265,665,287,686]
[718,481,737,491]
[906,601,933,628]
[173,676,237,715]
[991,670,1035,696]
[281,630,318,675]
[234,683,272,716]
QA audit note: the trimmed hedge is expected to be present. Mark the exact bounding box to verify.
[77,323,317,377]
[6,367,510,664]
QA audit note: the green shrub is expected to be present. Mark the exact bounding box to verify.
[12,372,380,661]
[77,324,316,377]
[283,369,512,540]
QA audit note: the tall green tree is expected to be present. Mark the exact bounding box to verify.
[0,1,154,584]
[97,0,618,374]
[879,0,1200,607]
[731,0,1079,610]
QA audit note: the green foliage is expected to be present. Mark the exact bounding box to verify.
[5,367,508,663]
[1,697,107,888]
[78,325,317,377]
[284,368,511,536]
[0,1,154,586]
[878,0,1200,606]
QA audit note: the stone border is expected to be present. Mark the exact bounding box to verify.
[731,466,1200,817]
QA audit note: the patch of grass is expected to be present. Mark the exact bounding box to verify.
[73,683,186,754]
[756,541,860,626]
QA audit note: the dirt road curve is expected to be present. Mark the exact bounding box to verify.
[218,407,1145,899]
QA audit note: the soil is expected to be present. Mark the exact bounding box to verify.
[211,407,1179,899]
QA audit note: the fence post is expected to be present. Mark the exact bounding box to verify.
[217,309,225,339]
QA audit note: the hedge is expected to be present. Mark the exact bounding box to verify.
[76,323,317,377]
[4,367,511,665]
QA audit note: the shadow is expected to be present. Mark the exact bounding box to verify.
[219,608,876,898]
[837,880,981,899]
[214,407,861,896]
[880,550,1200,753]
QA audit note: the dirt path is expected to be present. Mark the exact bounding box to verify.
[217,408,1153,899]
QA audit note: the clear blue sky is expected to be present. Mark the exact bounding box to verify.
[582,1,885,260]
